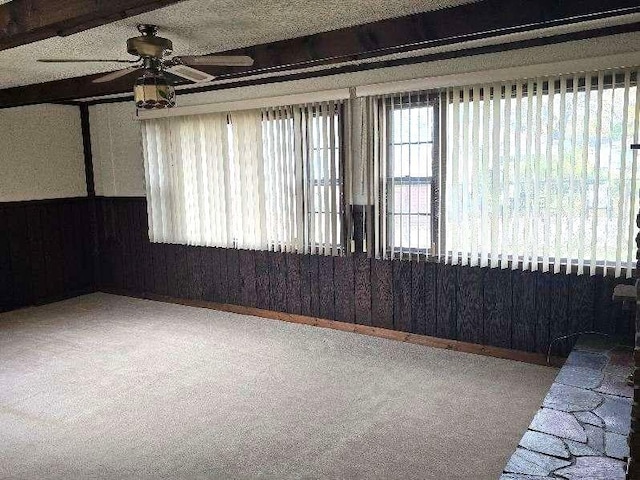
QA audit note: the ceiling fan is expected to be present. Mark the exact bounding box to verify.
[38,24,254,108]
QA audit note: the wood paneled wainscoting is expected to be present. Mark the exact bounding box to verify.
[0,197,95,312]
[96,196,635,357]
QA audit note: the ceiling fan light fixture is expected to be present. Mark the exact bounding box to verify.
[134,70,175,109]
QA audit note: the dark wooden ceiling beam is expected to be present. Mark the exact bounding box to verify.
[1,0,639,108]
[0,0,186,51]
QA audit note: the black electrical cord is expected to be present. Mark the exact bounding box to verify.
[546,331,616,365]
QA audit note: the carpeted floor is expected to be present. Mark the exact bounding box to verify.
[0,293,557,480]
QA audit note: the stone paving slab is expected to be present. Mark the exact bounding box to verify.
[555,366,604,389]
[553,456,626,480]
[564,439,601,457]
[596,374,633,398]
[530,409,586,442]
[564,351,608,370]
[505,448,572,476]
[542,383,603,412]
[502,336,632,479]
[519,431,570,459]
[573,411,603,427]
[584,424,605,454]
[605,431,630,460]
[594,394,632,435]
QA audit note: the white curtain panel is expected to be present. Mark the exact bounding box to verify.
[141,101,345,254]
[445,69,640,277]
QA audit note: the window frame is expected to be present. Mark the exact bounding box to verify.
[384,93,441,259]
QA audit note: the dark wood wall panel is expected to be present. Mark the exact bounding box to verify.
[0,198,94,312]
[214,248,230,303]
[300,254,318,317]
[456,266,484,344]
[484,268,512,348]
[535,273,552,354]
[548,274,571,355]
[569,274,595,334]
[26,204,46,299]
[371,258,393,330]
[269,251,288,313]
[254,250,271,310]
[6,205,31,306]
[87,197,636,356]
[189,247,205,300]
[511,270,537,352]
[0,208,13,309]
[317,256,335,320]
[410,261,426,335]
[226,248,240,306]
[393,260,412,332]
[285,253,302,315]
[423,263,438,336]
[151,243,168,296]
[239,249,257,308]
[353,254,372,326]
[333,256,354,324]
[437,264,457,340]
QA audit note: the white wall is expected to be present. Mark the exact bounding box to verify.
[0,104,86,202]
[89,102,144,197]
[88,30,640,197]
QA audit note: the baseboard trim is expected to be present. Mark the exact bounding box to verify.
[99,288,564,368]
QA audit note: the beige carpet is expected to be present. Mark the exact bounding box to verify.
[0,293,557,480]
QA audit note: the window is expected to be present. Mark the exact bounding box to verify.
[366,68,640,277]
[386,94,439,256]
[141,100,344,254]
[443,70,639,276]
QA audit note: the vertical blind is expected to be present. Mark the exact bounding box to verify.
[444,69,639,277]
[141,101,344,254]
[141,67,640,277]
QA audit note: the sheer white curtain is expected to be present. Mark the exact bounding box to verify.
[141,101,345,254]
[445,69,640,277]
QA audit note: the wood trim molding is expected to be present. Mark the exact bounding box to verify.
[79,104,95,198]
[101,288,565,368]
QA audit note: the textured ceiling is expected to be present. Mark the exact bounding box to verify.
[0,0,475,89]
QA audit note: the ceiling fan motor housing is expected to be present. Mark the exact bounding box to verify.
[127,34,173,58]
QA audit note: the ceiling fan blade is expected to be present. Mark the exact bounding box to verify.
[166,65,215,83]
[176,55,254,67]
[38,58,138,63]
[92,67,141,84]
